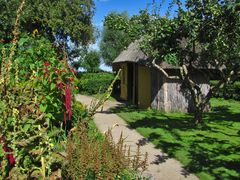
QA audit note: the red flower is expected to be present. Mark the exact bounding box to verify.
[4,146,16,166]
[43,61,50,76]
[64,84,72,124]
[1,136,16,166]
[44,61,50,67]
[55,68,61,75]
[67,77,75,82]
[59,81,64,90]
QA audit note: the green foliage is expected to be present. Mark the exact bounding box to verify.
[12,34,78,124]
[0,0,95,60]
[104,10,152,39]
[0,32,77,177]
[114,98,240,179]
[100,28,131,66]
[80,50,101,72]
[100,11,153,66]
[102,10,181,65]
[78,72,115,95]
[104,2,240,80]
[100,12,131,66]
[102,1,240,71]
[210,81,240,101]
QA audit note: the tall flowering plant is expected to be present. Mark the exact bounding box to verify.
[38,59,77,127]
[0,1,77,177]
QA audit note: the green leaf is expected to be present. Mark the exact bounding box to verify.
[52,103,58,108]
[23,123,32,132]
[18,37,29,46]
[7,117,15,125]
[26,48,34,55]
[46,95,51,100]
[46,113,54,119]
[0,145,5,157]
[40,104,48,112]
[43,79,48,86]
[50,83,56,90]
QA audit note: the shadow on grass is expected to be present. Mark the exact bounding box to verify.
[207,105,240,122]
[112,104,240,179]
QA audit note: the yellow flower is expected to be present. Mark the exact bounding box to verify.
[12,108,19,117]
[0,78,4,85]
[33,29,39,36]
[49,143,54,148]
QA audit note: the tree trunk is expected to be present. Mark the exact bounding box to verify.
[179,65,210,124]
[194,107,203,124]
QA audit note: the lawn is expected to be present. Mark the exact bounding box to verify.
[113,98,240,179]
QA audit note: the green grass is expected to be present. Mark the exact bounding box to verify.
[113,98,240,179]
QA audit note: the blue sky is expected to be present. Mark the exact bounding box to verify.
[93,0,175,26]
[94,0,153,26]
[92,0,174,71]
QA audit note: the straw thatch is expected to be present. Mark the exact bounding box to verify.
[113,40,148,64]
[113,40,178,69]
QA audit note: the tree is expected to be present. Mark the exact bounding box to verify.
[100,1,240,123]
[101,10,160,66]
[100,12,131,66]
[81,50,100,72]
[144,0,240,123]
[0,0,95,59]
[100,27,131,66]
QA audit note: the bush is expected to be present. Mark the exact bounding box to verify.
[62,117,148,179]
[210,81,240,101]
[0,33,77,177]
[78,72,115,95]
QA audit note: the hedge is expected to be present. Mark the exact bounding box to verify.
[210,81,240,101]
[78,72,115,95]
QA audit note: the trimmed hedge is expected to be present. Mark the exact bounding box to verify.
[210,81,240,101]
[78,72,115,95]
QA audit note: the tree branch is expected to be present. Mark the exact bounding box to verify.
[152,59,180,79]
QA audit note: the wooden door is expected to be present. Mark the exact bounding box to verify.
[137,65,151,108]
[120,63,128,100]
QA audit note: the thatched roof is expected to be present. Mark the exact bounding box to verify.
[112,40,148,64]
[113,40,178,69]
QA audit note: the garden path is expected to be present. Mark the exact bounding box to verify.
[75,94,198,180]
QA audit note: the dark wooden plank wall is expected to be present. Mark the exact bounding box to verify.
[151,69,165,111]
[151,70,210,112]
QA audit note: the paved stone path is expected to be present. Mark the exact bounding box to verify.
[75,94,198,180]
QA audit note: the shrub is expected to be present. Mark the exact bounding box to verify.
[78,72,115,95]
[0,6,77,176]
[62,118,148,179]
[210,81,240,101]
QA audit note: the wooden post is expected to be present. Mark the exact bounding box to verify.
[132,63,136,104]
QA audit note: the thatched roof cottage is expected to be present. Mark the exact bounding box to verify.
[112,40,210,112]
